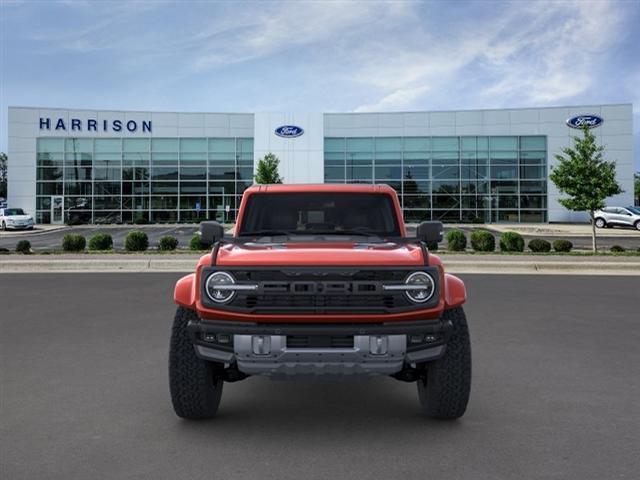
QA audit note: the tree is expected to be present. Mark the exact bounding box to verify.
[549,126,622,252]
[254,152,283,184]
[0,152,7,198]
[634,172,639,206]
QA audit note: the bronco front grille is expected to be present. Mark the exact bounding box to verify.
[200,266,440,314]
[242,293,397,313]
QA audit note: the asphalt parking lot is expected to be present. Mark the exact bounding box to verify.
[2,273,639,479]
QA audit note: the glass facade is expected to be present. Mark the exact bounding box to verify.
[324,136,547,223]
[36,137,253,224]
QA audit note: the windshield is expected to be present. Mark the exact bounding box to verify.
[238,193,401,237]
[626,206,640,215]
[4,208,25,216]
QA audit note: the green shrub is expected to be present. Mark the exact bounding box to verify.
[125,230,149,252]
[88,233,113,251]
[189,234,207,251]
[62,234,86,252]
[15,240,31,254]
[159,235,179,251]
[500,231,525,252]
[134,216,149,225]
[528,238,551,253]
[610,245,625,253]
[470,229,495,252]
[553,239,573,253]
[445,230,467,251]
[425,240,438,251]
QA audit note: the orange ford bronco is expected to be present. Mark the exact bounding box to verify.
[170,184,470,419]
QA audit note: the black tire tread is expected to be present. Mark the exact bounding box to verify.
[169,306,223,419]
[418,306,471,419]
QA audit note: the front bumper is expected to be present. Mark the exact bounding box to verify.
[4,223,33,230]
[187,318,452,376]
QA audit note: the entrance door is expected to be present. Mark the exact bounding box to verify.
[208,187,227,223]
[51,196,64,224]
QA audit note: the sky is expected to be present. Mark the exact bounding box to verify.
[1,0,639,168]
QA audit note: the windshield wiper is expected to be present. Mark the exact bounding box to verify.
[238,230,295,237]
[304,229,383,237]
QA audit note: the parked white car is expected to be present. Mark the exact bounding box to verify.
[0,208,35,230]
[593,206,640,230]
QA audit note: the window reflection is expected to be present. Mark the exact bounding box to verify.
[35,136,253,224]
[325,135,547,223]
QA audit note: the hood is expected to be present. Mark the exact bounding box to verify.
[216,241,425,266]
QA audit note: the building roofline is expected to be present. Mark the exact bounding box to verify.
[8,103,633,116]
[322,103,633,115]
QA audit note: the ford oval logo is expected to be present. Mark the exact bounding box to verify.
[275,125,304,138]
[566,114,603,129]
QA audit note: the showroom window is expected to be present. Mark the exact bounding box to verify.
[324,135,547,223]
[35,137,253,224]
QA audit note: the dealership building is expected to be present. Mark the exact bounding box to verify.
[6,104,634,224]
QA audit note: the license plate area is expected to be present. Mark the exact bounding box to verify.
[286,335,354,349]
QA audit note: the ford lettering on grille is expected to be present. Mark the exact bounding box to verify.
[262,281,380,295]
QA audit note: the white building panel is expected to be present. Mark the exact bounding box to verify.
[455,110,483,126]
[253,112,324,184]
[151,112,179,126]
[429,111,456,127]
[509,109,539,124]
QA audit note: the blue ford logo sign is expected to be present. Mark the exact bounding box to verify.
[566,114,603,129]
[275,125,304,138]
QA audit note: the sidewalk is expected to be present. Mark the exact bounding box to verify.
[1,253,639,275]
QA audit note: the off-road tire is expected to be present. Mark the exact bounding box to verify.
[417,306,471,419]
[594,218,606,228]
[169,306,224,419]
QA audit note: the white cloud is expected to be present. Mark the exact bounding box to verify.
[479,0,624,105]
[350,0,631,111]
[191,1,411,71]
[354,85,430,112]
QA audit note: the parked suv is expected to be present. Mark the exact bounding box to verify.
[170,184,471,420]
[0,208,34,230]
[594,206,640,230]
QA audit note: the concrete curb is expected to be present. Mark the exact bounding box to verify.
[1,257,639,275]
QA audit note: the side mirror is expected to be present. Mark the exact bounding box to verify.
[416,221,444,243]
[199,221,225,246]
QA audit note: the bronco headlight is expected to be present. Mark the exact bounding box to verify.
[205,272,237,303]
[403,271,436,303]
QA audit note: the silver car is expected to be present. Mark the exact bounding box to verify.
[594,206,640,230]
[0,207,35,230]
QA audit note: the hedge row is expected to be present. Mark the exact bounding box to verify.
[54,232,182,252]
[433,229,577,253]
